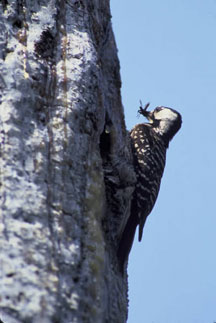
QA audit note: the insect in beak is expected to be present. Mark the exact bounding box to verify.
[138,101,153,122]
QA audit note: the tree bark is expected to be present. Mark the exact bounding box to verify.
[0,1,135,322]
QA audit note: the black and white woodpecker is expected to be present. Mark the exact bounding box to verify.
[118,103,182,270]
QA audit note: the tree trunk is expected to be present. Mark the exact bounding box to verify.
[0,1,135,322]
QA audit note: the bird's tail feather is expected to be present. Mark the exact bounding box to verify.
[117,198,139,272]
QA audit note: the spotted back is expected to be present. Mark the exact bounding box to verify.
[130,123,167,241]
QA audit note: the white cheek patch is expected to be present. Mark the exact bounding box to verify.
[154,108,177,121]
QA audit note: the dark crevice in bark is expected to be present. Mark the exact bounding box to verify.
[0,0,8,10]
[99,113,112,160]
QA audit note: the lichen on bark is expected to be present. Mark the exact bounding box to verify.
[0,1,135,322]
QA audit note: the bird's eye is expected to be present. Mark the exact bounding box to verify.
[155,107,161,112]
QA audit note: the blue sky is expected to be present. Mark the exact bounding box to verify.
[110,1,216,322]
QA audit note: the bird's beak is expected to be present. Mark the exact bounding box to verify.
[142,110,154,122]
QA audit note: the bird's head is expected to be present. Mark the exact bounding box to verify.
[138,102,182,144]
